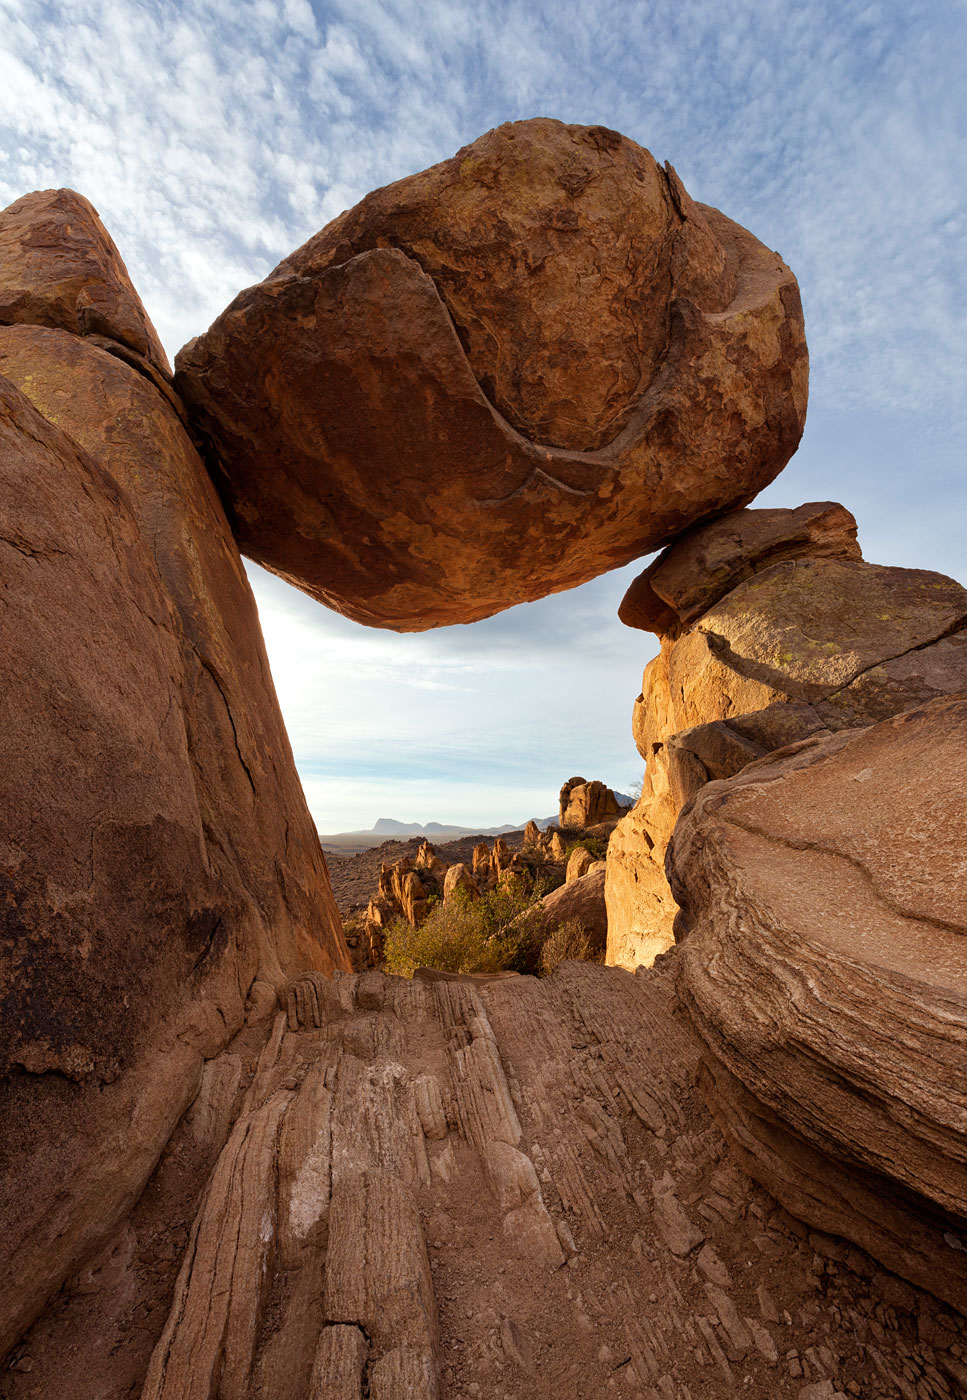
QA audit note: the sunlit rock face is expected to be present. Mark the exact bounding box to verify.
[605,502,967,970]
[0,190,349,1358]
[669,694,967,1314]
[0,187,171,376]
[175,118,809,631]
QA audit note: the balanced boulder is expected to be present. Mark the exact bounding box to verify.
[175,118,808,630]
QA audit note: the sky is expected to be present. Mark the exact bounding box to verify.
[1,0,964,832]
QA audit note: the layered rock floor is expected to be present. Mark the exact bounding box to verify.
[4,962,965,1400]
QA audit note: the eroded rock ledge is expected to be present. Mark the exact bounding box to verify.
[7,962,966,1400]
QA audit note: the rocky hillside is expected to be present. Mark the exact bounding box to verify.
[326,832,525,919]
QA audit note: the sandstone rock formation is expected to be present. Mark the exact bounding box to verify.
[465,834,535,894]
[7,154,967,1400]
[365,859,430,936]
[520,867,609,958]
[565,845,595,883]
[442,863,478,903]
[175,119,808,630]
[669,694,967,1314]
[619,500,861,636]
[0,189,170,377]
[558,776,627,830]
[8,959,965,1399]
[606,503,967,969]
[0,192,348,1359]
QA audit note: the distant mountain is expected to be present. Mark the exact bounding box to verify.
[373,817,523,836]
[319,814,558,854]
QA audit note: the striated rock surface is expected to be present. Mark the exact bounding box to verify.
[0,188,170,376]
[175,118,808,630]
[7,961,966,1398]
[0,195,347,1358]
[607,504,967,969]
[670,695,967,1313]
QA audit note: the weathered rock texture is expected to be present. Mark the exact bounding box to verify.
[175,118,808,630]
[606,503,967,969]
[670,694,967,1314]
[558,776,626,830]
[0,188,170,376]
[0,192,348,1359]
[619,500,861,636]
[7,961,966,1398]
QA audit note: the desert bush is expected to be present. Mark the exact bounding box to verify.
[383,885,539,978]
[563,835,607,864]
[539,918,603,976]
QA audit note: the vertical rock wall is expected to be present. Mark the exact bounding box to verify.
[0,189,349,1357]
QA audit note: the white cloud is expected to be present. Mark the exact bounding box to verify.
[1,0,963,828]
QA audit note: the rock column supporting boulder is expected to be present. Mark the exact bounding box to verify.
[0,188,349,1361]
[605,502,967,969]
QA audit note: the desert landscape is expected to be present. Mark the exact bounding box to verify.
[1,113,965,1400]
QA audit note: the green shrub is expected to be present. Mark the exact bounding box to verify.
[539,918,603,976]
[383,885,540,978]
[563,835,607,863]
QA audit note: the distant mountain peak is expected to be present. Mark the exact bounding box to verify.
[370,817,534,837]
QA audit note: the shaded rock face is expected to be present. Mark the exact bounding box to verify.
[523,867,608,956]
[669,695,967,1314]
[176,118,808,630]
[0,194,348,1358]
[606,503,967,969]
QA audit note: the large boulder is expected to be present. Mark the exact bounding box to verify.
[669,695,967,1313]
[516,867,608,959]
[0,195,348,1359]
[175,119,808,630]
[606,505,967,969]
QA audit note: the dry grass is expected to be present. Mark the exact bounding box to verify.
[538,918,601,976]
